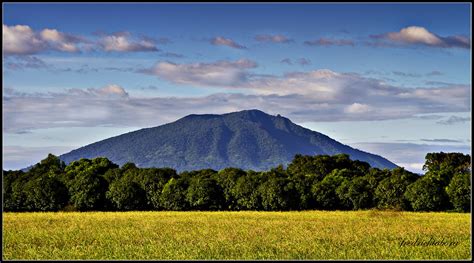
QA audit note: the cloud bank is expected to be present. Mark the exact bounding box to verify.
[3,24,161,55]
[5,64,470,134]
[3,24,84,55]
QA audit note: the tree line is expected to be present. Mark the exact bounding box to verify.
[2,152,471,212]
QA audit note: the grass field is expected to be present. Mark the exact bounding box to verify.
[2,210,471,260]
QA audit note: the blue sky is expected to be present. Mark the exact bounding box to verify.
[3,3,471,173]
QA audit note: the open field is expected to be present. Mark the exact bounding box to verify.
[2,211,471,260]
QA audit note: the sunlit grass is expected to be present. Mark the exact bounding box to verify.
[3,210,471,260]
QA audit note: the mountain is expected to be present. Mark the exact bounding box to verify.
[59,109,398,171]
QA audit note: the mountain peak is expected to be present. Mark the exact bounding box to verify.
[225,109,274,121]
[60,109,398,171]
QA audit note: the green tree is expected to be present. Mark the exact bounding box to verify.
[3,171,29,211]
[23,177,68,211]
[68,173,108,210]
[404,176,450,211]
[159,177,189,211]
[103,168,122,183]
[312,171,346,210]
[337,175,377,210]
[289,173,318,210]
[28,153,66,178]
[136,168,176,209]
[287,154,331,179]
[258,175,299,211]
[213,167,246,210]
[186,176,224,210]
[231,171,262,210]
[64,157,117,210]
[106,176,146,210]
[423,152,471,186]
[445,173,471,212]
[374,167,418,210]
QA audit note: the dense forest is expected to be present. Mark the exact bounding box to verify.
[2,152,471,212]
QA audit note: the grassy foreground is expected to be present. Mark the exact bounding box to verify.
[2,211,471,260]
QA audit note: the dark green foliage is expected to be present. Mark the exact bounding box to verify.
[213,167,247,210]
[287,154,323,178]
[159,177,189,211]
[423,152,471,186]
[403,152,471,212]
[4,154,68,211]
[289,174,318,210]
[312,171,346,210]
[29,153,66,178]
[375,168,417,210]
[3,151,470,212]
[103,168,122,183]
[288,154,369,179]
[106,176,146,211]
[337,176,374,210]
[23,177,68,211]
[186,176,225,210]
[231,171,262,210]
[60,110,397,172]
[64,157,117,210]
[258,171,299,211]
[136,168,176,209]
[3,170,25,211]
[68,173,108,211]
[446,173,471,212]
[404,176,450,211]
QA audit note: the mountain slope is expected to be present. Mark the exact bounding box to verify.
[60,109,398,171]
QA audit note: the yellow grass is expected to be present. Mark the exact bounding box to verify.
[2,210,471,260]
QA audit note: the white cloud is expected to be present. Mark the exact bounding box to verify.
[3,24,45,55]
[100,32,159,52]
[344,103,373,114]
[137,59,469,122]
[3,24,160,55]
[371,26,470,49]
[40,28,80,52]
[210,36,246,49]
[57,84,129,100]
[89,84,129,98]
[4,77,470,134]
[143,59,257,87]
[3,24,84,55]
[387,26,442,45]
